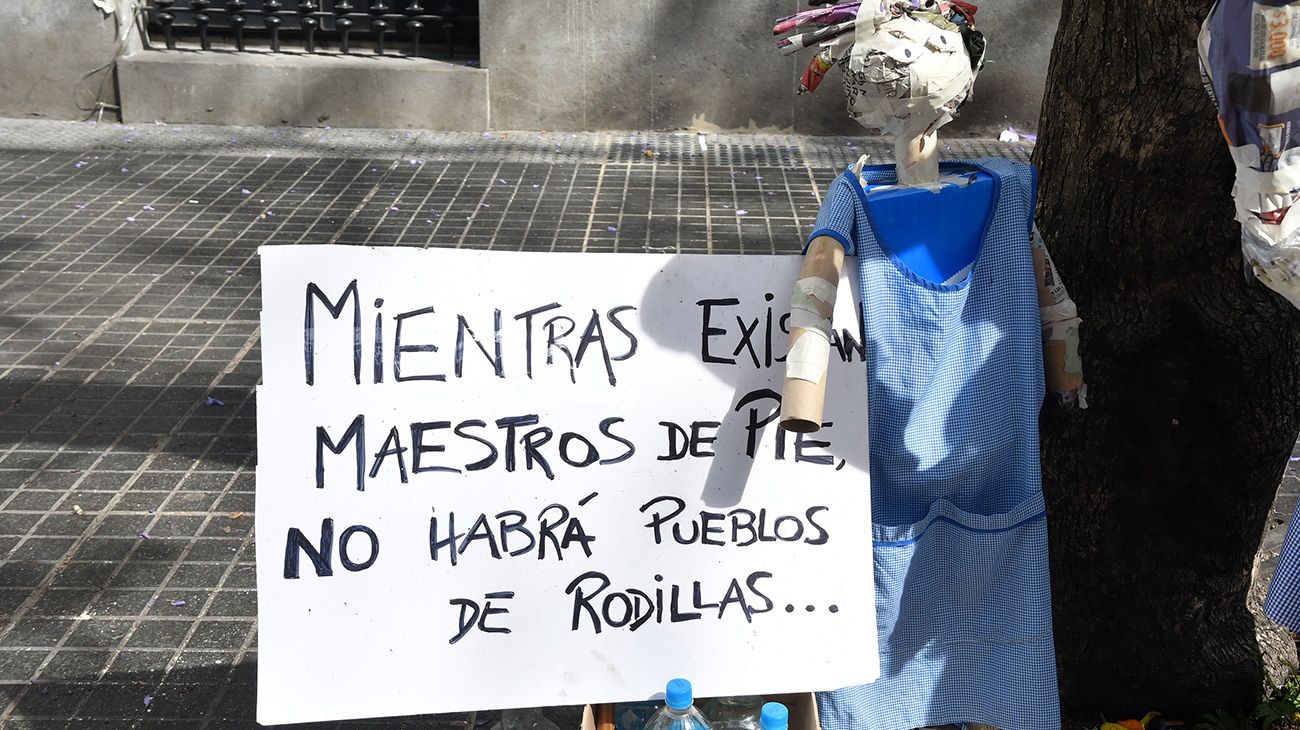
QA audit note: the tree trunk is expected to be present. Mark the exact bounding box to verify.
[1032,0,1300,719]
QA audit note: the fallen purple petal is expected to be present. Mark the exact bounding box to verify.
[75,203,86,209]
[126,216,136,223]
[138,532,151,540]
[388,206,400,212]
[120,167,129,173]
[240,188,251,195]
[171,600,187,607]
[1291,456,1300,462]
[144,694,152,707]
[736,210,749,216]
[206,396,225,407]
[607,226,618,233]
[142,205,155,211]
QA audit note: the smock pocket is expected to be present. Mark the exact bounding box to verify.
[870,492,1053,662]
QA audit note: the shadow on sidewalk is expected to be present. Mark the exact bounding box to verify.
[1,372,256,473]
[6,660,588,729]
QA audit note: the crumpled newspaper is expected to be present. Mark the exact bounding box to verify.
[1198,0,1300,308]
[840,0,984,139]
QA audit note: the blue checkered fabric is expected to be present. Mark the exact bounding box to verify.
[809,159,1061,730]
[1266,517,1300,631]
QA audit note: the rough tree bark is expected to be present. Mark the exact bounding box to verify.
[1032,0,1300,719]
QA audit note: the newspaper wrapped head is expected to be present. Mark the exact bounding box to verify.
[1198,0,1300,309]
[840,0,984,138]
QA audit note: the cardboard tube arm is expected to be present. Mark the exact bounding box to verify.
[781,236,846,433]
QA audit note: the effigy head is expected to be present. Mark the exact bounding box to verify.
[775,1,985,138]
[840,0,984,137]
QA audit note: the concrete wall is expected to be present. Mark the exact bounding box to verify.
[118,52,489,129]
[481,0,1062,136]
[1,0,1061,134]
[0,0,125,121]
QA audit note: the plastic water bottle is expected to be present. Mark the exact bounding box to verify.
[702,696,763,730]
[645,678,712,730]
[615,701,664,730]
[488,708,561,730]
[759,703,788,730]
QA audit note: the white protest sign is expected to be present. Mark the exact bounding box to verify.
[255,246,877,726]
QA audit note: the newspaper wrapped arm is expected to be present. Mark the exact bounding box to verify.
[1033,225,1088,409]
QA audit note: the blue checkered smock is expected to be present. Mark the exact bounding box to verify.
[1266,517,1300,631]
[809,159,1061,730]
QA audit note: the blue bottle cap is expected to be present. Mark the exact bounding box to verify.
[664,678,693,710]
[760,702,789,730]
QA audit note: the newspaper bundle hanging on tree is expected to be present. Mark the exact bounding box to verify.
[1199,0,1300,308]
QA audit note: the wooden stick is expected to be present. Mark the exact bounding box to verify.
[895,128,940,185]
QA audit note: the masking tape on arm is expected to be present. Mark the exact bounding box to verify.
[786,329,832,384]
[1043,317,1083,376]
[788,308,833,337]
[786,276,838,383]
[1040,300,1077,326]
[791,276,837,320]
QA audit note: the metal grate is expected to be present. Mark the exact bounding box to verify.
[143,0,479,60]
